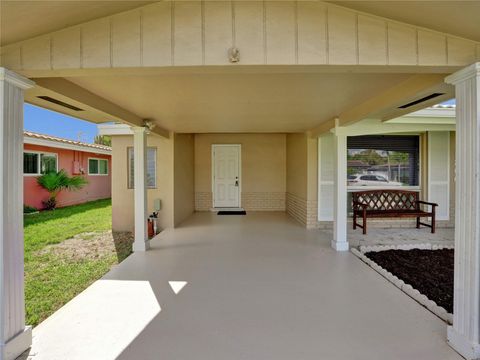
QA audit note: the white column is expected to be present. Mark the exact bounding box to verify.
[132,127,150,252]
[0,68,34,360]
[445,62,480,360]
[332,132,349,251]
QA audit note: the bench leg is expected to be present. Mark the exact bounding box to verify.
[363,211,367,235]
[416,217,420,229]
[353,212,357,230]
[431,216,436,234]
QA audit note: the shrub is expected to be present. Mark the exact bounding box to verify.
[37,170,88,210]
[23,205,38,214]
[41,198,57,211]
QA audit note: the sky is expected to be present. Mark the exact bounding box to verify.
[24,104,99,143]
[441,99,456,105]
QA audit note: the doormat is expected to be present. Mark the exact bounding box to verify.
[217,211,247,215]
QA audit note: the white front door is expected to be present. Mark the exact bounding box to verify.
[212,145,241,208]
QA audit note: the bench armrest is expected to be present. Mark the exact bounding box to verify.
[417,200,438,207]
[353,201,368,209]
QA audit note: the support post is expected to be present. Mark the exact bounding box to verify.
[445,62,480,360]
[332,132,349,251]
[0,68,34,360]
[132,127,150,252]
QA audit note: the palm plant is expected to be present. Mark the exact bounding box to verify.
[37,170,88,210]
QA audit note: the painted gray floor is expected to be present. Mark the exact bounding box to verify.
[26,212,461,360]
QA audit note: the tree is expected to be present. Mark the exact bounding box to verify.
[37,170,88,210]
[94,135,111,146]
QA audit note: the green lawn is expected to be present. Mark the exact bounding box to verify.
[24,199,132,326]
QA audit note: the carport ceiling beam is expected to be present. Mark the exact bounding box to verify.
[338,74,451,126]
[31,77,169,138]
[308,74,451,138]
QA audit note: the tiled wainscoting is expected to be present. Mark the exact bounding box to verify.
[194,192,285,211]
[241,192,285,211]
[194,192,213,211]
[285,192,318,229]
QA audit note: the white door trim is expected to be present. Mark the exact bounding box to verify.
[211,144,242,208]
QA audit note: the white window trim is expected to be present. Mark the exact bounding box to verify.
[148,148,157,189]
[23,150,58,176]
[127,147,157,189]
[88,157,109,176]
[347,186,421,192]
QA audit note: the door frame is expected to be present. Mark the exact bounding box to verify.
[211,144,242,208]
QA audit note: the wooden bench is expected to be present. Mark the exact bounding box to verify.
[352,189,438,235]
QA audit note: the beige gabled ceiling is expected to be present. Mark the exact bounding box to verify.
[328,1,480,42]
[0,1,156,46]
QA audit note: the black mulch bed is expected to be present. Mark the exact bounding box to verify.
[365,249,454,313]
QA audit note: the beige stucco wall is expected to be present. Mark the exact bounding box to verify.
[286,133,308,199]
[286,133,318,228]
[111,134,174,232]
[194,133,286,211]
[111,130,454,232]
[174,133,195,226]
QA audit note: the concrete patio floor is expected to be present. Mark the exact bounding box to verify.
[23,212,461,360]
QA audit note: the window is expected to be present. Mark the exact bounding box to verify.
[24,153,38,174]
[23,152,57,175]
[88,158,108,175]
[347,135,420,187]
[41,154,57,173]
[127,147,157,189]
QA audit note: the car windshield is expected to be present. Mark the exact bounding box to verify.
[348,175,357,180]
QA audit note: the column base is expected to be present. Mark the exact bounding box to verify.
[1,326,32,360]
[331,240,349,252]
[448,326,480,360]
[133,239,151,252]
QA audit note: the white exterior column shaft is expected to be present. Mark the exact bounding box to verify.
[0,68,34,360]
[445,62,480,360]
[332,132,349,251]
[132,127,150,252]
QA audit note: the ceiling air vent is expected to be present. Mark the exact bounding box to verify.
[398,93,444,109]
[37,96,84,111]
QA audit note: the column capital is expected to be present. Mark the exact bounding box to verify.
[445,62,480,85]
[0,68,34,89]
[131,126,148,133]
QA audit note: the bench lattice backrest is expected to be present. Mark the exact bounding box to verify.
[352,190,419,211]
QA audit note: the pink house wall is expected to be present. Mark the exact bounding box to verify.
[24,143,111,209]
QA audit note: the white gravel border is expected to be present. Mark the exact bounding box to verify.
[351,243,454,324]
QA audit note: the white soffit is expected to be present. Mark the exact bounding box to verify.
[98,124,133,136]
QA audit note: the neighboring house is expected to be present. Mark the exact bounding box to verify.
[23,131,111,209]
